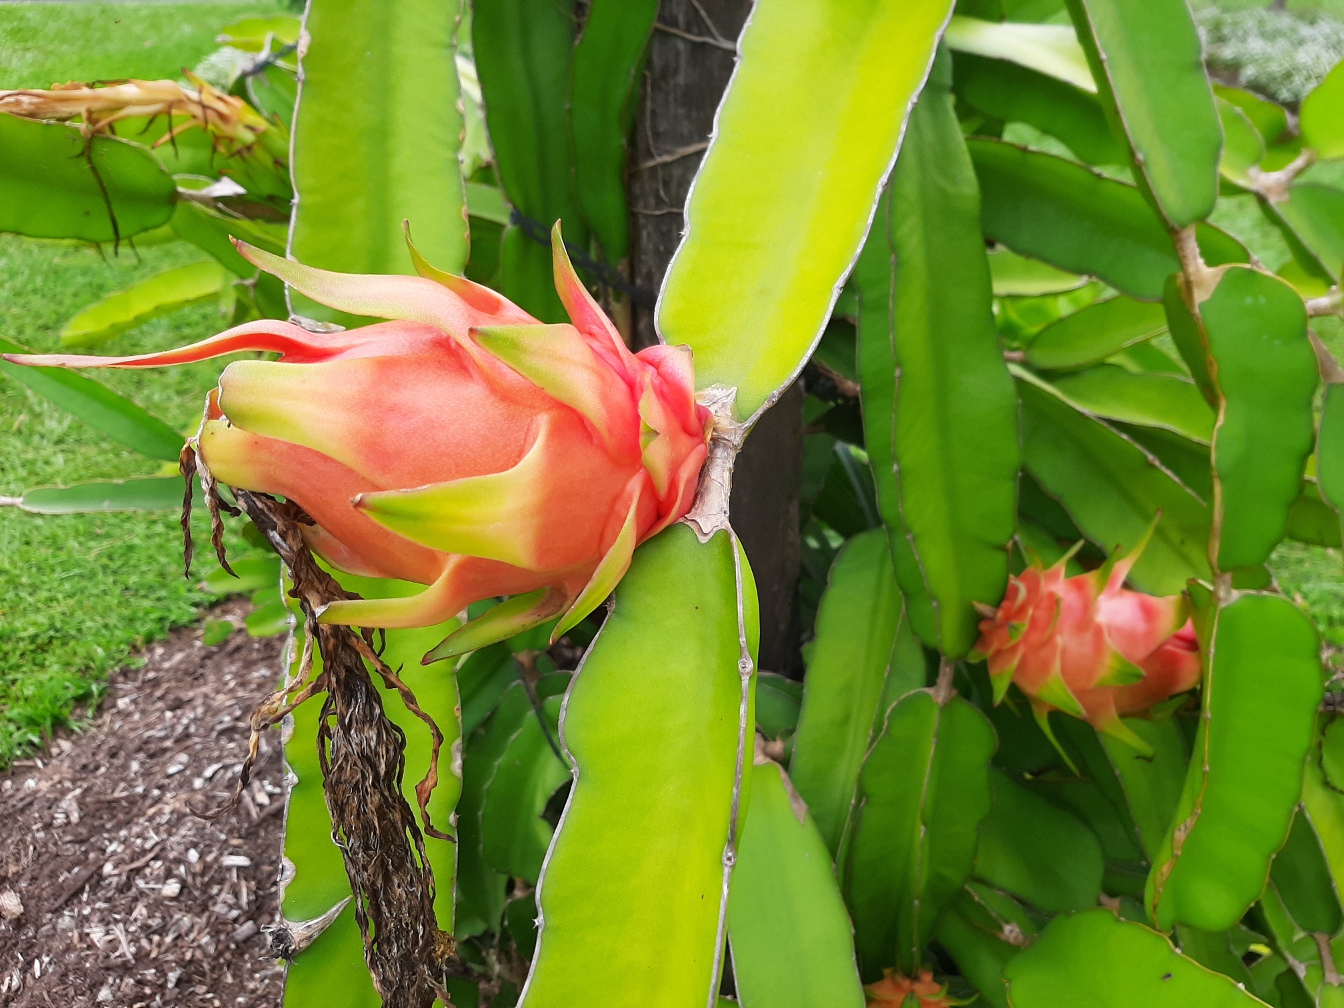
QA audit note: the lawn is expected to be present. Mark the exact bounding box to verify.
[0,0,285,764]
[0,0,288,91]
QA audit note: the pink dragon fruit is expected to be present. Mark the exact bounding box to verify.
[6,227,711,654]
[972,532,1202,755]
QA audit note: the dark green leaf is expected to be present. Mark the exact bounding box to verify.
[853,55,1018,657]
[1325,718,1344,790]
[987,247,1089,297]
[465,216,505,288]
[1218,99,1265,190]
[199,555,282,596]
[1047,365,1213,443]
[465,182,511,226]
[475,0,586,321]
[1215,84,1291,149]
[756,673,803,741]
[1271,807,1343,935]
[1015,369,1211,594]
[505,891,540,961]
[934,893,1023,1008]
[246,63,299,129]
[1318,384,1344,546]
[1303,717,1344,929]
[984,682,1066,776]
[1102,716,1189,862]
[1259,879,1344,1005]
[846,691,997,977]
[1148,593,1323,932]
[790,530,903,853]
[1109,340,1186,376]
[969,139,1246,300]
[856,250,938,645]
[1273,966,1315,1008]
[997,283,1106,345]
[811,443,879,537]
[953,51,1123,166]
[1065,0,1220,227]
[1017,470,1090,550]
[814,320,859,383]
[1025,296,1167,372]
[875,618,934,720]
[445,978,481,1008]
[1285,482,1342,548]
[456,683,533,938]
[570,0,657,263]
[1198,267,1318,571]
[1109,425,1210,502]
[1005,908,1267,1007]
[0,113,176,244]
[1175,926,1254,988]
[1268,184,1344,283]
[1162,274,1218,407]
[974,768,1103,913]
[170,201,286,276]
[1044,717,1147,865]
[458,643,522,736]
[243,594,289,637]
[728,760,866,1008]
[481,695,568,883]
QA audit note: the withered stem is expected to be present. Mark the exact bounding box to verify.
[233,488,455,1008]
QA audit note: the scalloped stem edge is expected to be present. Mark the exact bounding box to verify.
[707,527,757,1008]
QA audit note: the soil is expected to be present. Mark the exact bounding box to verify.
[0,603,288,1007]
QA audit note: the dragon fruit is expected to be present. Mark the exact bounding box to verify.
[971,532,1201,755]
[865,969,968,1007]
[6,228,711,654]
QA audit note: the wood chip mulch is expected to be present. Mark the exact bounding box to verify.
[0,604,289,1007]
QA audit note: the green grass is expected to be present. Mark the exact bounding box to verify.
[0,0,283,764]
[0,236,236,763]
[1275,541,1344,651]
[0,0,286,89]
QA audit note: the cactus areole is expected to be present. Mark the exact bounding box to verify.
[6,226,713,654]
[971,528,1202,756]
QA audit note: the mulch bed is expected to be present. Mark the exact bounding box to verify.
[0,604,288,1007]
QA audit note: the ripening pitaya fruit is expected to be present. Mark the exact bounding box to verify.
[6,227,711,655]
[865,969,969,1008]
[971,527,1201,756]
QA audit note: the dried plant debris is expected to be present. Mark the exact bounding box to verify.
[0,607,286,1007]
[233,488,455,1008]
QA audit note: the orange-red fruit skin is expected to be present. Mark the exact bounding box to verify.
[972,552,1201,737]
[865,969,963,1008]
